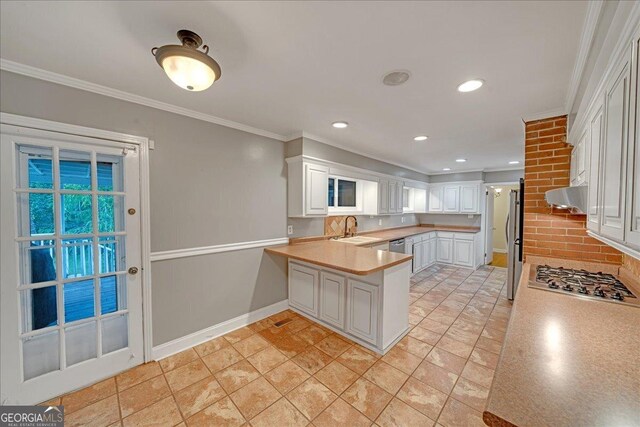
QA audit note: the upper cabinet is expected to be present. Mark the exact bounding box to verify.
[625,29,640,247]
[378,178,403,215]
[288,159,329,217]
[428,182,481,214]
[587,104,604,233]
[570,129,588,186]
[402,186,427,213]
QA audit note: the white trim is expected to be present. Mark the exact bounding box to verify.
[565,1,605,114]
[521,107,566,123]
[0,59,287,142]
[587,231,640,261]
[150,238,289,262]
[152,300,289,360]
[492,248,508,254]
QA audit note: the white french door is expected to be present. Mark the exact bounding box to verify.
[1,124,144,405]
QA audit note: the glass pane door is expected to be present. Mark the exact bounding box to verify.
[1,127,143,405]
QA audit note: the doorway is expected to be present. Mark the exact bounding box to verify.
[484,183,519,267]
[1,119,149,405]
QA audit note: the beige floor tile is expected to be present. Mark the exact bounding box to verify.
[232,334,270,357]
[395,336,433,358]
[173,376,226,419]
[65,395,120,427]
[408,313,424,325]
[122,395,182,427]
[223,326,256,344]
[287,377,337,420]
[283,317,312,334]
[215,360,261,394]
[450,377,490,412]
[119,375,171,418]
[313,398,372,427]
[186,396,245,427]
[248,318,274,333]
[201,346,244,374]
[460,361,495,389]
[396,377,448,421]
[435,336,474,359]
[314,360,360,394]
[193,336,230,357]
[444,327,480,346]
[363,361,409,395]
[336,346,378,375]
[417,318,450,335]
[263,360,310,394]
[342,378,393,421]
[381,347,423,375]
[425,347,467,375]
[269,310,298,323]
[116,362,162,392]
[246,346,288,374]
[165,359,211,393]
[412,361,458,395]
[315,334,352,358]
[376,398,435,427]
[292,346,333,374]
[475,336,503,355]
[250,397,308,427]
[408,326,442,346]
[469,347,499,370]
[272,334,311,358]
[258,325,292,343]
[229,377,281,420]
[437,397,485,427]
[296,324,331,345]
[480,327,505,343]
[159,348,199,372]
[425,311,457,326]
[61,378,117,414]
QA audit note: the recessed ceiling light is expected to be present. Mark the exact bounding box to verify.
[443,168,451,171]
[332,121,349,129]
[413,135,428,141]
[455,158,467,163]
[457,79,484,92]
[509,160,520,165]
[382,70,411,86]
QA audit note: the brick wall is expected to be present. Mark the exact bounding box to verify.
[523,115,623,265]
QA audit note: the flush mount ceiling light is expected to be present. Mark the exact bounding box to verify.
[332,121,349,129]
[382,70,411,86]
[413,135,429,141]
[455,158,467,163]
[509,160,520,165]
[443,168,451,171]
[457,79,484,92]
[152,30,222,92]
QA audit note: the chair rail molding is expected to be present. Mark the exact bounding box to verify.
[150,237,290,262]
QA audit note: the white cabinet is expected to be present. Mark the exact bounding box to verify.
[287,159,328,217]
[587,104,604,232]
[289,263,319,316]
[378,180,389,214]
[378,179,403,215]
[428,238,437,265]
[600,50,631,241]
[437,234,453,264]
[453,236,474,268]
[412,239,423,274]
[428,183,481,214]
[389,180,398,213]
[346,279,379,344]
[571,130,588,186]
[428,186,444,212]
[420,239,430,269]
[460,184,480,213]
[319,272,345,329]
[625,31,640,248]
[443,185,460,212]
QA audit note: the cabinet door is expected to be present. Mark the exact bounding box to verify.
[626,31,640,247]
[379,180,389,214]
[428,185,443,212]
[421,240,429,269]
[587,105,604,232]
[289,263,319,316]
[389,180,397,213]
[460,184,479,213]
[397,182,404,213]
[443,186,460,213]
[319,272,345,329]
[577,132,587,184]
[412,242,422,273]
[436,238,453,263]
[454,239,474,267]
[346,280,379,344]
[570,147,578,185]
[429,238,437,265]
[600,51,631,241]
[305,164,329,216]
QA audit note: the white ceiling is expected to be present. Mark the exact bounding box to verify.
[0,1,587,174]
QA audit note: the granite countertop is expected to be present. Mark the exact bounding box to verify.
[265,240,413,275]
[484,262,640,427]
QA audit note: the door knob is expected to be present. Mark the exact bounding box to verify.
[128,267,139,275]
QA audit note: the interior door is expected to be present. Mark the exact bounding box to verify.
[485,188,494,264]
[0,126,144,405]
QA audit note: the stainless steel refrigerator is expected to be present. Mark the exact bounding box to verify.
[506,179,524,300]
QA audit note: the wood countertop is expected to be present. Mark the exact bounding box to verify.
[483,262,640,427]
[265,240,413,275]
[359,225,481,242]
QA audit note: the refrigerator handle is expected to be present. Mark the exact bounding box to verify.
[505,213,510,244]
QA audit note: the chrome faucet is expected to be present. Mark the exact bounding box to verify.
[344,216,358,237]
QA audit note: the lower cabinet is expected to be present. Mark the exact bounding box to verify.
[453,238,474,268]
[319,272,345,329]
[288,263,319,317]
[437,237,453,263]
[428,238,437,265]
[346,280,379,344]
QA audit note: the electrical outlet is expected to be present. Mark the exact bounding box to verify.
[287,225,293,235]
[401,216,405,223]
[378,219,382,226]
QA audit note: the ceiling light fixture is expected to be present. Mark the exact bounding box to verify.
[455,158,467,163]
[332,121,349,129]
[382,70,411,86]
[509,161,520,165]
[152,30,222,92]
[443,168,451,171]
[413,135,428,141]
[457,79,484,92]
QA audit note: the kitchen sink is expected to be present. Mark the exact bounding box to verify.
[332,235,383,245]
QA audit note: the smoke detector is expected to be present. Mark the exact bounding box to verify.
[382,70,411,86]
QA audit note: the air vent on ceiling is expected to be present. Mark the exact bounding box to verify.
[382,70,411,86]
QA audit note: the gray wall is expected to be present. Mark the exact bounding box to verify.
[1,71,288,346]
[418,214,482,227]
[288,214,419,239]
[429,171,484,183]
[484,169,523,183]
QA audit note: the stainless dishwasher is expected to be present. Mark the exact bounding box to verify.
[389,238,405,253]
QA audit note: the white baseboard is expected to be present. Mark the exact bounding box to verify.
[492,248,508,254]
[152,299,289,360]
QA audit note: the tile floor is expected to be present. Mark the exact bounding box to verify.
[40,264,511,426]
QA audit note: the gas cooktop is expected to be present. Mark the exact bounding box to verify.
[528,265,639,308]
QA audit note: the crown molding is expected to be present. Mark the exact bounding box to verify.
[0,58,288,142]
[564,0,604,114]
[520,107,566,123]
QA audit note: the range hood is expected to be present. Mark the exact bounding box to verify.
[544,186,588,214]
